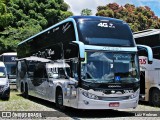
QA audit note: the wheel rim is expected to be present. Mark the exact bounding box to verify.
[153,93,160,103]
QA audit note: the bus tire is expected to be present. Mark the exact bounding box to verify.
[21,83,24,95]
[56,88,65,111]
[150,89,160,107]
[24,83,29,98]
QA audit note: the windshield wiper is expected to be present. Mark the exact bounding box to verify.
[95,79,114,83]
[82,79,97,88]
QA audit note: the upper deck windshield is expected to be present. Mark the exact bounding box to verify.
[0,67,6,78]
[81,52,139,83]
[77,20,135,47]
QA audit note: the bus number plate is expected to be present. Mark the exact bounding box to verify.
[109,102,119,107]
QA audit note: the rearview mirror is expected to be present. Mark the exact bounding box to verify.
[137,44,153,64]
[72,41,85,61]
[63,41,85,61]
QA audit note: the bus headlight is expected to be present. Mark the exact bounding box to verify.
[129,89,139,99]
[82,91,99,100]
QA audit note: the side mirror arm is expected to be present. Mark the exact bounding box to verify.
[137,44,153,64]
[72,41,85,61]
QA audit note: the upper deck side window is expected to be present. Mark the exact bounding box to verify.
[17,21,76,58]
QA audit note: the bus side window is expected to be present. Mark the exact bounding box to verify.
[153,47,160,59]
[33,63,46,78]
[59,68,66,79]
[32,63,47,86]
[28,61,35,77]
[18,60,27,79]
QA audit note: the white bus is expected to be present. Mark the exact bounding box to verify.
[134,29,160,107]
[0,52,17,89]
[16,16,153,110]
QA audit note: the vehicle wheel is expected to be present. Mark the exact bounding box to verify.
[1,91,10,101]
[5,97,10,101]
[2,96,10,101]
[21,83,25,96]
[24,84,29,98]
[56,89,65,111]
[150,89,160,107]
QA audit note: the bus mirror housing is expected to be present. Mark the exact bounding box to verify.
[137,44,153,64]
[72,41,85,61]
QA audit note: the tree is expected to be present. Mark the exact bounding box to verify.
[96,3,160,32]
[0,0,13,31]
[81,8,92,16]
[0,0,73,53]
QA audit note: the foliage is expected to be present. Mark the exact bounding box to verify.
[0,0,73,54]
[81,8,92,16]
[0,0,13,30]
[96,3,160,32]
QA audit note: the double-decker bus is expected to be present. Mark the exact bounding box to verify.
[134,29,160,107]
[0,53,17,89]
[16,16,153,110]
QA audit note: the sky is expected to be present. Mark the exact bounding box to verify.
[64,0,160,17]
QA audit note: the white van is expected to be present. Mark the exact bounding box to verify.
[0,62,10,100]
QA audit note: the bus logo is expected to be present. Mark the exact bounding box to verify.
[108,85,121,88]
[98,22,115,28]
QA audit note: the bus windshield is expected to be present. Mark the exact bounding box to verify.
[81,52,139,83]
[0,67,6,78]
[77,20,135,47]
[5,64,16,78]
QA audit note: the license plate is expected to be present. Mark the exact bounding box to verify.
[109,102,119,107]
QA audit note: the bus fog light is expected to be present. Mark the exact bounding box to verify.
[129,90,139,99]
[82,91,99,100]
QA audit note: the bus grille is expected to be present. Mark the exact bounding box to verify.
[98,96,130,101]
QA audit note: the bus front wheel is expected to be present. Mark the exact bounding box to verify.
[150,89,160,107]
[56,88,65,111]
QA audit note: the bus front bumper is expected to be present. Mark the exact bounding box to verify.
[77,92,139,109]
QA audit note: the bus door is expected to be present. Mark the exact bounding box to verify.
[67,60,79,108]
[140,71,145,95]
[138,47,149,100]
[27,61,36,95]
[46,66,57,101]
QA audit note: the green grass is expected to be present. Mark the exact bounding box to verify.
[0,91,30,111]
[0,91,54,111]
